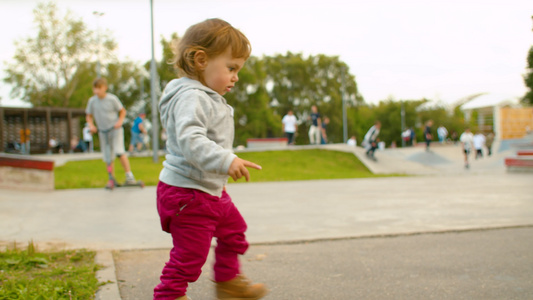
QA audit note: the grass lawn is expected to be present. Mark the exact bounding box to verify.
[0,242,100,299]
[55,149,392,189]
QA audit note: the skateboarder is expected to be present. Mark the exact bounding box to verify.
[363,121,381,161]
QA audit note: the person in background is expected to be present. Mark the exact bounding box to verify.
[308,105,321,144]
[347,135,357,146]
[485,131,495,156]
[281,109,298,145]
[320,116,330,144]
[82,122,94,152]
[71,135,86,152]
[410,127,416,146]
[49,136,63,153]
[19,128,31,155]
[460,127,474,169]
[451,131,458,145]
[437,125,448,144]
[424,120,433,152]
[363,121,381,161]
[473,132,486,159]
[129,112,148,153]
[401,128,411,146]
[85,77,137,186]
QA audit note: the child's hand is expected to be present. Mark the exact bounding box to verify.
[228,157,262,182]
[89,124,98,134]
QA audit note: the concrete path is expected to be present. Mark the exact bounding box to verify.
[2,172,532,251]
[115,227,533,300]
[2,144,532,300]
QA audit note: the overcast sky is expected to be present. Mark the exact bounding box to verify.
[1,0,532,107]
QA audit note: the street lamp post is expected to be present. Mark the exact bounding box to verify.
[341,66,348,143]
[93,11,104,78]
[150,0,159,163]
[401,101,406,147]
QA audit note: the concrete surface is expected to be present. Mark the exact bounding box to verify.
[2,144,532,300]
[0,166,54,191]
[0,153,55,191]
[95,251,121,300]
[2,172,532,250]
[115,227,533,300]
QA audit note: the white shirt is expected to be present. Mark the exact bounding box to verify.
[282,114,298,133]
[437,126,448,137]
[472,134,485,150]
[49,138,58,147]
[460,132,474,150]
[347,138,357,146]
[82,126,93,142]
[364,125,380,143]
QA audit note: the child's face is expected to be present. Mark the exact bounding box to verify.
[93,85,108,99]
[202,48,245,96]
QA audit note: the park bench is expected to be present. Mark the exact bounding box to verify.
[246,138,288,149]
[0,154,55,191]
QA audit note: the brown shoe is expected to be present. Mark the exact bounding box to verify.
[216,274,268,300]
[175,296,189,300]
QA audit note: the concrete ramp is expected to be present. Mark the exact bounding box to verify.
[406,151,452,165]
[323,144,508,175]
[322,144,440,175]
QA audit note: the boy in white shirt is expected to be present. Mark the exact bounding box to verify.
[281,110,298,145]
[460,128,474,169]
[473,132,486,159]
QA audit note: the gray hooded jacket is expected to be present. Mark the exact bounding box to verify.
[159,77,237,197]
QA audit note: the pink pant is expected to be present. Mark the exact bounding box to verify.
[153,181,249,299]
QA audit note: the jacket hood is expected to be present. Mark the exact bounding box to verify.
[159,77,219,127]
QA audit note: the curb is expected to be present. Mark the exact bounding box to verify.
[95,251,121,300]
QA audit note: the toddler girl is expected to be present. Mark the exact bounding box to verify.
[154,18,268,300]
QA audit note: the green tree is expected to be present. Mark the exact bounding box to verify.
[347,104,376,143]
[4,2,146,110]
[151,42,365,146]
[226,56,281,146]
[523,45,533,105]
[157,33,179,89]
[106,62,147,110]
[3,2,114,107]
[263,52,363,144]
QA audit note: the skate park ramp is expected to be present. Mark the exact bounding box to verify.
[405,150,451,165]
[323,143,510,176]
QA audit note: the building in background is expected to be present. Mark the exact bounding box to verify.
[1,107,86,154]
[461,94,533,152]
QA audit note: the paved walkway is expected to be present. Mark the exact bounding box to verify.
[2,144,530,250]
[2,171,532,251]
[2,144,532,299]
[115,227,533,300]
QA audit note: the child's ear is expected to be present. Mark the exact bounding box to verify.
[193,50,208,70]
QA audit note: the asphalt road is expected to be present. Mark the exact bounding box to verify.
[114,226,533,300]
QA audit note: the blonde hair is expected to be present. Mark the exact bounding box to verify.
[171,18,251,79]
